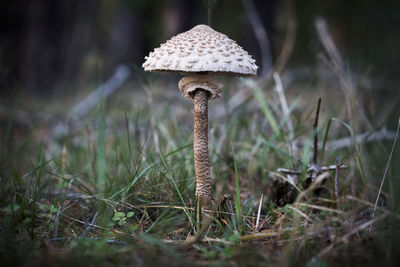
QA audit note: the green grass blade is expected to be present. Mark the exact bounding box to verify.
[231,143,242,233]
[164,143,192,157]
[124,162,156,194]
[159,152,186,206]
[125,143,192,193]
[124,112,133,176]
[243,79,279,135]
[260,138,292,158]
[96,78,106,198]
[321,118,333,163]
[159,151,195,230]
[326,118,367,186]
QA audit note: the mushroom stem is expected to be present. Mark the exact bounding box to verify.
[193,89,211,203]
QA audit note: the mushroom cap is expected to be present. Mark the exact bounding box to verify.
[142,24,258,76]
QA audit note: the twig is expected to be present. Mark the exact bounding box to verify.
[313,98,322,165]
[325,126,397,151]
[273,72,297,155]
[52,65,131,138]
[277,163,347,176]
[372,117,400,219]
[241,0,272,75]
[276,168,300,175]
[79,211,99,238]
[70,65,131,119]
[335,157,341,209]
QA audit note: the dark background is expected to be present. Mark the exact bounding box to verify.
[0,0,399,96]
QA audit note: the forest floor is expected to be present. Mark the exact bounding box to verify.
[1,61,399,266]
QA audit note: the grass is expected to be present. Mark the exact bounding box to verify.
[0,65,399,266]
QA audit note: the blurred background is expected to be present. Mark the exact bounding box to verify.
[1,0,399,97]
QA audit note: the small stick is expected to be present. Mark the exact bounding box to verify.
[277,163,347,176]
[335,157,340,209]
[79,211,99,238]
[326,126,397,150]
[70,65,131,119]
[313,98,322,165]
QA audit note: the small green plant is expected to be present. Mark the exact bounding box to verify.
[38,203,59,218]
[111,211,134,226]
[36,203,59,230]
[4,203,21,213]
[199,247,217,259]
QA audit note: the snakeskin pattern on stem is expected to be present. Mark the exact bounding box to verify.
[193,89,211,201]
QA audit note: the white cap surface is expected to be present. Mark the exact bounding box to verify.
[142,25,258,76]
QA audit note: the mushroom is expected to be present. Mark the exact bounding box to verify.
[142,24,257,205]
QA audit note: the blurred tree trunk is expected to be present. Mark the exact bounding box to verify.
[21,0,98,94]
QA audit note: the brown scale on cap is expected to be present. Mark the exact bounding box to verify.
[143,24,258,76]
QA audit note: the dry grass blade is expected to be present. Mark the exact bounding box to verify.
[240,229,283,241]
[372,117,400,218]
[241,0,272,75]
[295,203,344,215]
[274,72,297,155]
[202,237,232,245]
[270,171,302,192]
[287,205,312,222]
[256,194,263,229]
[315,17,354,125]
[295,172,330,203]
[274,0,297,75]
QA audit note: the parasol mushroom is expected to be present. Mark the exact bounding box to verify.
[142,24,257,205]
